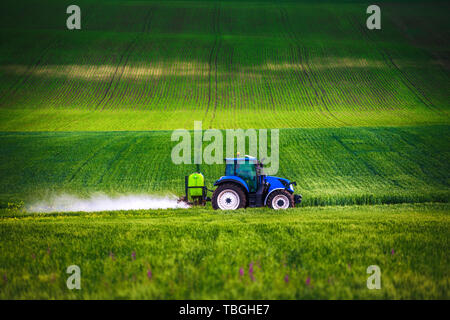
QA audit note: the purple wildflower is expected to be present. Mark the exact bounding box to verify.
[147,269,152,280]
[47,247,51,255]
[391,249,395,255]
[249,262,254,274]
[250,274,255,282]
[239,268,244,277]
[284,274,289,283]
[31,253,36,260]
[109,251,115,261]
[306,277,311,286]
[131,251,136,260]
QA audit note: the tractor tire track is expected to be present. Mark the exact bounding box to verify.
[97,9,155,110]
[63,55,109,109]
[0,5,98,108]
[0,38,59,106]
[97,136,140,184]
[117,9,156,108]
[68,137,120,183]
[278,6,348,126]
[98,36,142,110]
[95,38,138,110]
[351,16,445,116]
[332,134,403,189]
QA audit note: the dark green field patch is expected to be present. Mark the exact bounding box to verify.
[0,126,448,207]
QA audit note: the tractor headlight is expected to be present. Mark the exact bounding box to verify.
[289,184,294,191]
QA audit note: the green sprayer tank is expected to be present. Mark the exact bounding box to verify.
[187,172,205,198]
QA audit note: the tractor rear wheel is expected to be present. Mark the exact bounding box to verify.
[267,190,294,210]
[212,183,247,210]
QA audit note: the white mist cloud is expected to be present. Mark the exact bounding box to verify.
[27,194,190,213]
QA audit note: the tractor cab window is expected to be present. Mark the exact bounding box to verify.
[237,162,257,192]
[225,162,235,176]
[224,159,257,192]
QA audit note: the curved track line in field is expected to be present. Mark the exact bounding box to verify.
[277,9,314,110]
[382,51,443,112]
[54,55,100,110]
[96,136,140,184]
[89,55,116,108]
[204,3,221,127]
[0,38,59,106]
[388,12,449,76]
[284,48,313,111]
[278,6,348,126]
[70,55,109,109]
[68,138,119,183]
[49,7,99,110]
[97,9,155,110]
[118,9,157,109]
[96,39,139,110]
[0,6,99,109]
[351,16,445,116]
[332,133,403,189]
[290,47,315,108]
[379,126,450,187]
[343,19,405,112]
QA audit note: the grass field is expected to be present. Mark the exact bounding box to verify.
[0,203,449,299]
[0,0,449,300]
[0,0,448,130]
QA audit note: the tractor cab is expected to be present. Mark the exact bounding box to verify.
[224,156,260,193]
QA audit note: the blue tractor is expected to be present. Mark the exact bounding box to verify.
[181,155,302,210]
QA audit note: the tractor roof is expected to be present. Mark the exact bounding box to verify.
[225,156,258,162]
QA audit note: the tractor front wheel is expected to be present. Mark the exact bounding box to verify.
[212,183,247,210]
[267,190,294,210]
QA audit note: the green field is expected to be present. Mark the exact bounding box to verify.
[0,0,448,130]
[1,203,449,299]
[0,0,449,299]
[0,125,449,207]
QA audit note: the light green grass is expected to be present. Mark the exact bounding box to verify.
[0,203,448,299]
[0,108,447,131]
